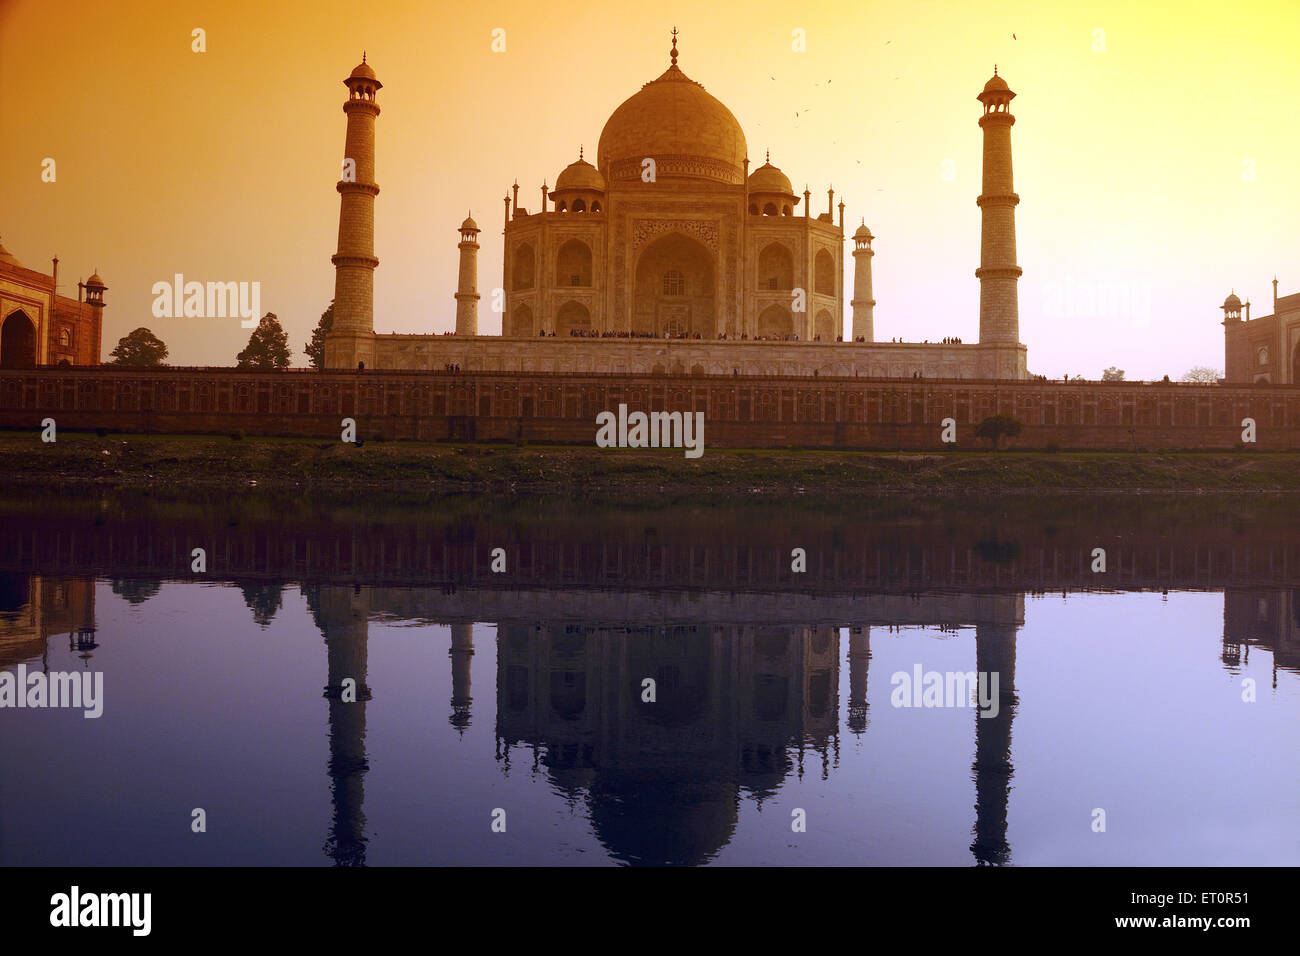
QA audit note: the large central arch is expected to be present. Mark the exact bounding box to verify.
[0,311,36,368]
[633,232,715,337]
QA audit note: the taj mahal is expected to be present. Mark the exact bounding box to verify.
[323,33,1030,380]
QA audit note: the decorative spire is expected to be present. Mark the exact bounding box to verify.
[363,51,367,64]
[993,63,997,75]
[766,149,770,164]
[670,27,678,67]
[579,145,584,161]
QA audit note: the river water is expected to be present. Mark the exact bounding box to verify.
[1,491,1297,866]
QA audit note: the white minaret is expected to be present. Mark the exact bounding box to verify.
[454,213,480,335]
[976,67,1021,346]
[326,54,381,370]
[850,221,875,342]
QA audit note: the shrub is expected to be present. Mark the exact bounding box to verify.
[973,414,1024,450]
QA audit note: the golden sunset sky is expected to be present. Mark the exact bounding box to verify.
[2,0,1297,377]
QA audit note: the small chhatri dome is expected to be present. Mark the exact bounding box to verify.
[85,271,106,288]
[350,51,376,80]
[555,150,607,192]
[854,221,874,241]
[460,213,479,231]
[747,158,794,196]
[0,237,21,269]
[1224,291,1242,309]
[983,65,1009,93]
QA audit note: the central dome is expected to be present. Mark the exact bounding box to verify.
[597,43,747,186]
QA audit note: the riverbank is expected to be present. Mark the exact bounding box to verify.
[2,431,1297,499]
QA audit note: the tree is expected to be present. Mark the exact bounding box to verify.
[111,579,163,604]
[241,583,284,628]
[974,414,1024,451]
[304,300,334,370]
[1181,366,1222,384]
[108,328,168,367]
[236,312,291,369]
[1101,367,1125,381]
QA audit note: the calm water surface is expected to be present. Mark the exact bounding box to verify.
[1,493,1297,866]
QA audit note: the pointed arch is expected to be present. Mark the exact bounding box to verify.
[758,242,794,291]
[555,239,593,287]
[512,242,535,290]
[814,249,835,296]
[555,300,591,336]
[0,310,36,368]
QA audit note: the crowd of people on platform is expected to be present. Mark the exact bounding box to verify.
[435,327,980,346]
[885,336,964,344]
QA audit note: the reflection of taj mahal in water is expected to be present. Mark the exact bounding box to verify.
[4,576,1299,865]
[303,583,1024,865]
[297,585,1298,866]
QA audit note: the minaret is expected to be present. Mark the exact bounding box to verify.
[325,55,381,370]
[455,214,480,335]
[449,623,474,732]
[847,626,871,734]
[83,271,107,364]
[850,221,875,342]
[975,68,1022,346]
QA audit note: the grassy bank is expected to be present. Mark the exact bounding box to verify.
[1,431,1297,500]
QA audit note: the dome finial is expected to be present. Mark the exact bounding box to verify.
[670,27,678,66]
[363,50,366,64]
[579,145,584,161]
[993,63,997,76]
[766,148,770,163]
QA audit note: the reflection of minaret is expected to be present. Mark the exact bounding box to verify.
[847,626,871,734]
[449,623,474,732]
[319,587,372,866]
[970,622,1017,866]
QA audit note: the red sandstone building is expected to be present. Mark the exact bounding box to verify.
[0,238,105,368]
[1222,282,1300,384]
